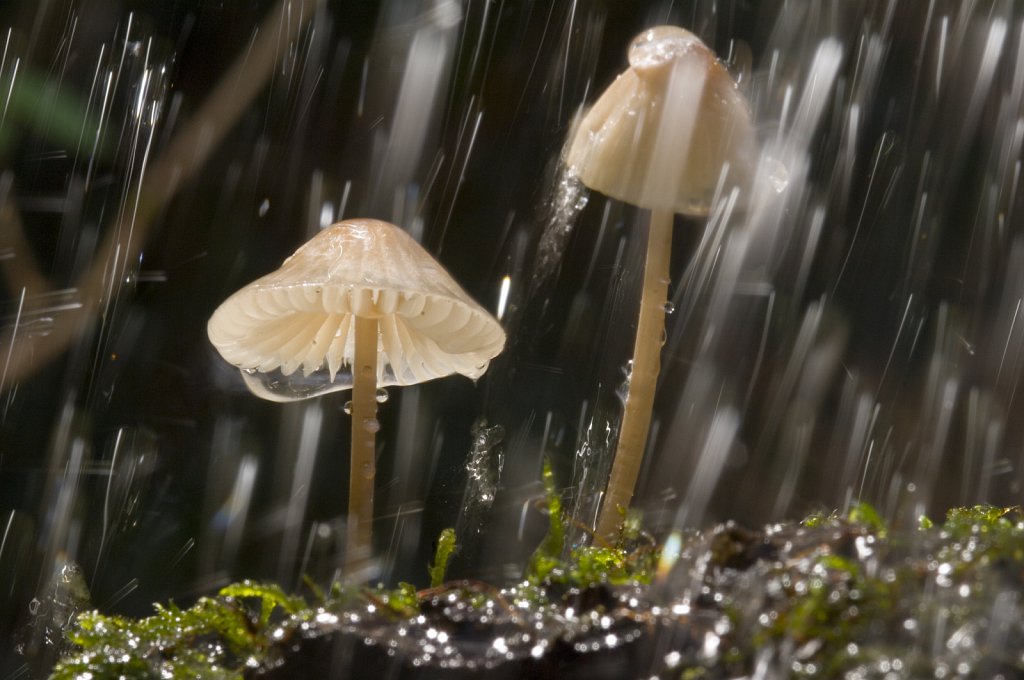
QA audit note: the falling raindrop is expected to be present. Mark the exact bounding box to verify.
[258,198,270,216]
[663,301,675,314]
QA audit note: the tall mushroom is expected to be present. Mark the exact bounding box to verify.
[566,26,755,540]
[207,218,506,568]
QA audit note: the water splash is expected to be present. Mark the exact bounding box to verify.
[454,420,505,544]
[566,402,617,546]
[531,164,588,291]
[15,560,91,674]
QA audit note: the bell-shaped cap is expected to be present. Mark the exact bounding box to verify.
[566,26,755,216]
[207,218,506,401]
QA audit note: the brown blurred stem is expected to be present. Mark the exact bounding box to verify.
[346,315,378,570]
[0,0,317,388]
[0,187,50,295]
[595,209,673,541]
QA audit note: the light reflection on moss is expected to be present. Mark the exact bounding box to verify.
[49,505,1024,678]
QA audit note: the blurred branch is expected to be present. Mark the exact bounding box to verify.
[0,0,319,389]
[0,178,51,295]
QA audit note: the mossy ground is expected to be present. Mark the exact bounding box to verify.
[38,504,1024,679]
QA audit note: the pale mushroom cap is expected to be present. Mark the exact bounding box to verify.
[565,26,755,216]
[207,218,506,401]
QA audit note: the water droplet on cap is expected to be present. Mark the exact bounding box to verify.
[628,26,701,72]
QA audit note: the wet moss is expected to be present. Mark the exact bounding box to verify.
[45,504,1024,679]
[51,580,303,680]
[525,459,658,589]
[525,458,566,583]
[429,528,458,589]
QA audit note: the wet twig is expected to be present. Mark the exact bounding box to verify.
[0,180,51,295]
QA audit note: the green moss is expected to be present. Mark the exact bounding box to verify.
[52,581,304,680]
[522,458,658,588]
[429,528,457,588]
[51,505,1024,678]
[943,504,1022,536]
[801,502,886,536]
[752,505,1024,677]
[568,546,630,586]
[800,509,839,528]
[847,501,887,538]
[220,580,304,627]
[756,543,897,676]
[373,582,420,618]
[935,504,1024,578]
[526,458,566,583]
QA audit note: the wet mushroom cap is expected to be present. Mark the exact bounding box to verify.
[565,26,755,216]
[207,218,506,394]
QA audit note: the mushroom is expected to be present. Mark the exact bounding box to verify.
[207,218,505,567]
[566,26,755,540]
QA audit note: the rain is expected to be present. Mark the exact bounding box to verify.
[1,0,1024,677]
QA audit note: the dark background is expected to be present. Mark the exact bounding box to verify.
[1,0,1022,674]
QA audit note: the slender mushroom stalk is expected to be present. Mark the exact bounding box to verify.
[566,27,755,540]
[207,219,505,574]
[348,315,379,565]
[600,210,673,539]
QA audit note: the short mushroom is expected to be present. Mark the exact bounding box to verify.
[207,218,505,568]
[566,26,755,540]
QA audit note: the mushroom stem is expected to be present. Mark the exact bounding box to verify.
[595,209,673,541]
[346,315,379,570]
